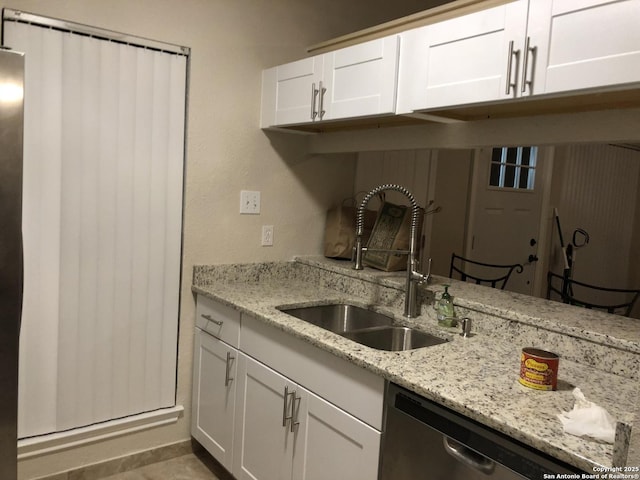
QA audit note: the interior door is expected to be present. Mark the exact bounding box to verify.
[467,147,547,295]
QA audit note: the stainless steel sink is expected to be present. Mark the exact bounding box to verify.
[279,303,393,333]
[278,303,448,351]
[342,326,448,351]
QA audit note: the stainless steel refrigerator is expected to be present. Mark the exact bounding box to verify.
[0,46,24,480]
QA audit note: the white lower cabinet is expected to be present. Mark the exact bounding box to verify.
[191,296,383,480]
[232,353,380,480]
[191,327,238,472]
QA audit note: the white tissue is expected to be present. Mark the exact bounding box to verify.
[557,387,616,443]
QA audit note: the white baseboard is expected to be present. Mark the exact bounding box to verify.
[18,405,184,460]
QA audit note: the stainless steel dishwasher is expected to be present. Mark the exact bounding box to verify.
[381,383,585,480]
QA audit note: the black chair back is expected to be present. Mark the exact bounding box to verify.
[546,271,640,317]
[449,253,523,290]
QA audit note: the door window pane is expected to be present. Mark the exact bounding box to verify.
[489,146,537,190]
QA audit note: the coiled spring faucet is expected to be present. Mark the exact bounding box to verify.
[353,184,430,318]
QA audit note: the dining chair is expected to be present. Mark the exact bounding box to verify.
[449,253,524,290]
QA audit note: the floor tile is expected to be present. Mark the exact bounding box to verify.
[100,452,230,480]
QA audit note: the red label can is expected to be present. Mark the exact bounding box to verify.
[519,348,559,391]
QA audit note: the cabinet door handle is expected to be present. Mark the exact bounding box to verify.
[290,392,300,432]
[201,314,223,326]
[224,351,234,387]
[505,40,520,95]
[318,81,326,120]
[520,36,536,94]
[310,83,319,120]
[282,386,294,427]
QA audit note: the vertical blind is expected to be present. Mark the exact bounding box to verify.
[4,16,187,438]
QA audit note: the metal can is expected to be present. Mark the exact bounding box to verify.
[519,348,559,391]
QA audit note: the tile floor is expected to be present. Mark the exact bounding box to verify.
[100,452,233,480]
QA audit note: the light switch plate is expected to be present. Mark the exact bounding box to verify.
[240,190,260,214]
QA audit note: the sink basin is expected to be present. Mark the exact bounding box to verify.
[279,303,393,333]
[278,303,448,351]
[342,326,448,351]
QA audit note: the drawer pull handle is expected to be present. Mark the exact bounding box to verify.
[520,36,536,94]
[282,386,294,427]
[318,81,326,120]
[310,82,319,120]
[224,351,235,387]
[505,40,520,95]
[201,314,223,326]
[290,392,300,432]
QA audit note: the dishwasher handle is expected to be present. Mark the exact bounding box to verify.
[443,436,496,475]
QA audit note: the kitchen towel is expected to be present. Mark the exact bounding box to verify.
[557,387,616,443]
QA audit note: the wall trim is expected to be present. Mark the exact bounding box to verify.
[18,405,184,460]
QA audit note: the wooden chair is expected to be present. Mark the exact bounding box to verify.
[449,253,524,290]
[546,271,640,317]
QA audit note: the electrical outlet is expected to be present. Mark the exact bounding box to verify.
[240,190,260,214]
[261,225,274,246]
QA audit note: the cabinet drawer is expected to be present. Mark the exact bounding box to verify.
[196,295,240,348]
[241,314,384,430]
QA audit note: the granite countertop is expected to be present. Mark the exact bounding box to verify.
[192,258,639,474]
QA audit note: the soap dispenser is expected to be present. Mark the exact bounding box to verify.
[437,285,456,327]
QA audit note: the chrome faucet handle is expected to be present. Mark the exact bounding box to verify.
[422,258,432,283]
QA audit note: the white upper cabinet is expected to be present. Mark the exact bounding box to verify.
[398,0,640,112]
[531,0,640,94]
[261,35,400,127]
[262,56,324,127]
[398,1,529,112]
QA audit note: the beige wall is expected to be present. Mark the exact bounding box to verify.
[3,0,429,478]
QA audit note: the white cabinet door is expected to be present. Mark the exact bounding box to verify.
[191,328,237,471]
[293,388,381,480]
[322,35,400,120]
[260,36,400,127]
[401,1,529,110]
[233,354,296,480]
[530,0,640,94]
[233,353,382,480]
[260,56,324,127]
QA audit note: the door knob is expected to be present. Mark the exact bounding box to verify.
[529,238,537,246]
[528,254,539,263]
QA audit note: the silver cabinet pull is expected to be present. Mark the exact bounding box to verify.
[310,83,319,120]
[520,36,536,94]
[224,351,235,387]
[282,386,294,427]
[505,40,520,95]
[201,314,223,326]
[318,81,326,120]
[290,392,300,432]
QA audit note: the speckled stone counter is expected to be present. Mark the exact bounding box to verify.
[192,257,640,474]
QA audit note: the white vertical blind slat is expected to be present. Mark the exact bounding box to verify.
[13,21,63,438]
[113,43,137,419]
[8,19,186,438]
[161,54,186,403]
[129,46,153,415]
[94,38,119,422]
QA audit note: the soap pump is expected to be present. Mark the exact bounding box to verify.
[437,285,456,327]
